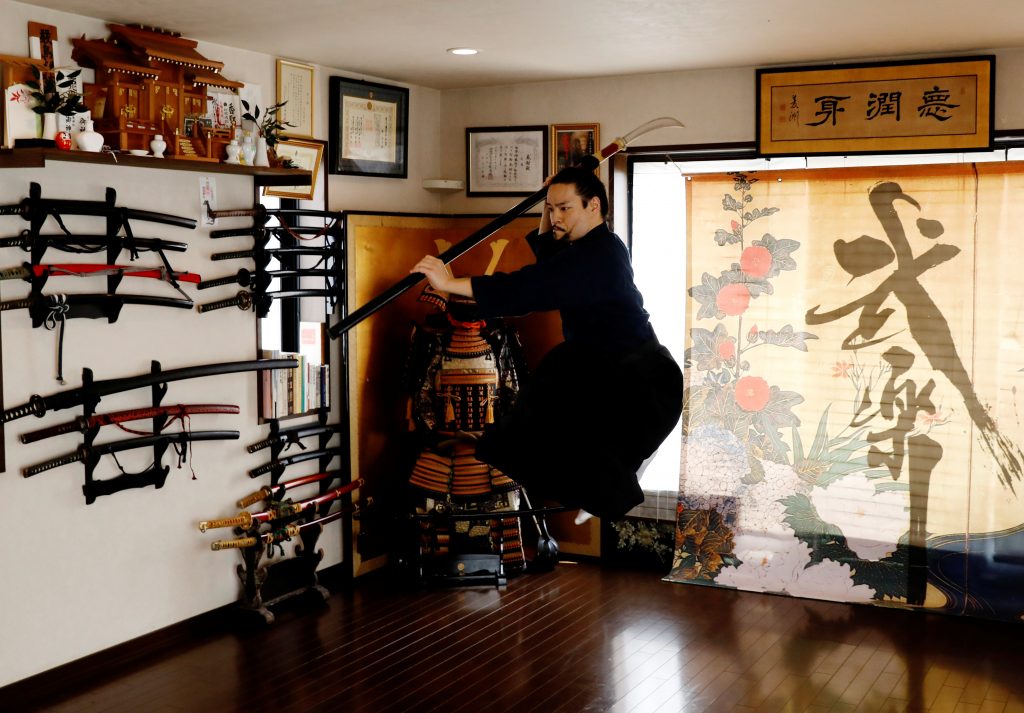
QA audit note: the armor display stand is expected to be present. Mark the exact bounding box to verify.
[233,408,350,624]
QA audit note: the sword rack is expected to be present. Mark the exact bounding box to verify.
[9,182,196,330]
[77,360,178,504]
[229,408,354,625]
[201,208,344,319]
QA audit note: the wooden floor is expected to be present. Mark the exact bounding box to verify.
[7,561,1024,713]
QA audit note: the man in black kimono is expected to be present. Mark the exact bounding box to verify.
[411,166,683,521]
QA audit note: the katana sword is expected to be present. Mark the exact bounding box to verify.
[1,182,197,230]
[206,204,340,221]
[198,288,334,314]
[199,478,363,532]
[211,246,336,261]
[0,263,201,284]
[19,403,240,444]
[249,445,344,478]
[327,117,685,339]
[3,358,298,423]
[22,429,240,477]
[211,501,365,551]
[197,289,252,313]
[0,293,195,322]
[209,225,338,240]
[236,470,345,508]
[247,422,344,453]
[0,233,188,254]
[197,268,333,291]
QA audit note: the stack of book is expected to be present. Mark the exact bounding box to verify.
[259,350,330,419]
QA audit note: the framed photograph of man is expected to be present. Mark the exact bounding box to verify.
[550,123,599,173]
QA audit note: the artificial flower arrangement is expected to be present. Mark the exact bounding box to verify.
[26,67,88,116]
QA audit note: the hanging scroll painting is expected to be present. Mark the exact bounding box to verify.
[667,164,1024,623]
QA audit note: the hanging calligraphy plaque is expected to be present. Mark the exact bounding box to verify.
[756,56,994,156]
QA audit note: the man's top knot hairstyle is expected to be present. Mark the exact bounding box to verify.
[550,165,608,218]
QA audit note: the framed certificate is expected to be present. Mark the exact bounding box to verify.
[328,76,409,178]
[465,125,547,196]
[276,58,314,139]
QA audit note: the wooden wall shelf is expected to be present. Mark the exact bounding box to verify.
[0,148,312,186]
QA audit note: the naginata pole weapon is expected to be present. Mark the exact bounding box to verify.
[199,478,364,532]
[3,358,297,423]
[211,501,367,551]
[19,404,240,444]
[236,470,345,508]
[22,430,240,477]
[326,116,685,339]
[0,263,201,284]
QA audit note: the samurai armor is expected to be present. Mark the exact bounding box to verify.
[404,294,528,575]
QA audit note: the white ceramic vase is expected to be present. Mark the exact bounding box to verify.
[150,134,167,158]
[74,120,104,152]
[224,139,241,164]
[41,112,58,141]
[254,136,270,167]
[241,134,256,166]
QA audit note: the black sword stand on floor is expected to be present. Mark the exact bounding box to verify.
[233,409,348,624]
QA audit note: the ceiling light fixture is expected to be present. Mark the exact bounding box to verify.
[447,47,479,56]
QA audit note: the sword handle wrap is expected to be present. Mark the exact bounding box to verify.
[23,449,84,477]
[0,298,33,312]
[211,250,254,261]
[237,486,272,508]
[249,461,274,477]
[208,208,261,219]
[0,205,25,217]
[268,524,302,543]
[20,417,85,444]
[0,237,28,248]
[211,536,258,551]
[5,395,47,422]
[198,291,252,313]
[246,437,276,453]
[198,511,253,532]
[197,271,248,290]
[0,266,29,280]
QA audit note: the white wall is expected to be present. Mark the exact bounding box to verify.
[439,49,1024,215]
[0,0,441,687]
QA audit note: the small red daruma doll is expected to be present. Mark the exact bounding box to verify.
[55,131,73,150]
